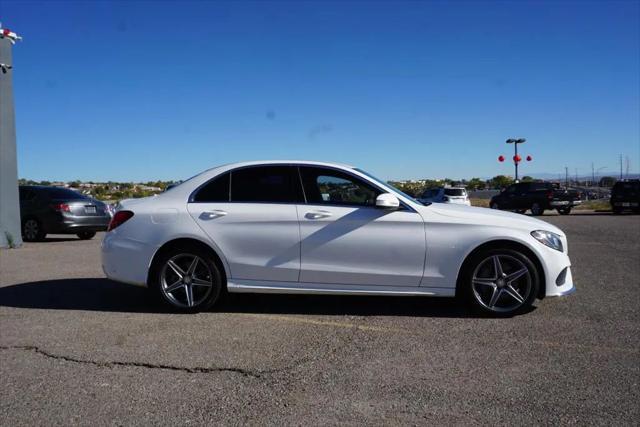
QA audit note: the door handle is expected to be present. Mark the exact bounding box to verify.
[200,210,227,219]
[305,210,332,220]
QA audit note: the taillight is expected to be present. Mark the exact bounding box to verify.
[51,203,71,212]
[108,210,134,231]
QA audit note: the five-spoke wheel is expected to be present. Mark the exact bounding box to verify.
[463,248,539,316]
[152,245,223,312]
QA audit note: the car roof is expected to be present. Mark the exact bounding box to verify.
[199,160,355,174]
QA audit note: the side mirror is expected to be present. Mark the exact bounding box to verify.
[375,193,400,209]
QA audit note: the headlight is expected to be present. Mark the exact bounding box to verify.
[531,230,564,252]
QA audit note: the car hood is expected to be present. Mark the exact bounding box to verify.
[417,202,564,236]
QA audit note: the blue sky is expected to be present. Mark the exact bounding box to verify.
[1,0,639,182]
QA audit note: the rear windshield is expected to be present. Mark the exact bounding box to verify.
[444,188,466,196]
[613,182,639,193]
[44,187,88,200]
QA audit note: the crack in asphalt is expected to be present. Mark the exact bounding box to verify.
[0,345,308,378]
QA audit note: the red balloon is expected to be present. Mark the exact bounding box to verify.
[498,155,505,162]
[526,155,532,161]
[513,154,522,163]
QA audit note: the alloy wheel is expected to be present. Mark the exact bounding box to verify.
[471,254,532,313]
[160,254,215,308]
[23,220,39,241]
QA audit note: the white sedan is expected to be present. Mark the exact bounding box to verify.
[102,160,575,316]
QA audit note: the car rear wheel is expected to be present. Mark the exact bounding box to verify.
[530,203,544,216]
[462,248,539,317]
[22,218,46,242]
[151,245,223,313]
[557,207,571,215]
[612,207,622,214]
[490,202,499,210]
[77,231,96,240]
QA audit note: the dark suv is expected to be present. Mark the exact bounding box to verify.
[610,180,639,214]
[19,186,111,241]
[490,182,581,216]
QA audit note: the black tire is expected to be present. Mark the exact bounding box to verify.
[530,203,544,216]
[150,244,223,313]
[77,231,96,240]
[490,202,499,210]
[557,207,571,215]
[22,218,46,242]
[612,206,623,215]
[461,248,539,317]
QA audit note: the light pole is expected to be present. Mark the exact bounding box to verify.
[0,25,22,248]
[506,138,526,181]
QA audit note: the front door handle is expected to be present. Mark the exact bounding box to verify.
[305,210,332,220]
[200,210,227,219]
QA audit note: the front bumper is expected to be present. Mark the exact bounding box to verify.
[537,243,575,298]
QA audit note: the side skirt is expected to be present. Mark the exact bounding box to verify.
[227,279,455,297]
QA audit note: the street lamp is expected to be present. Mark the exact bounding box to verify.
[506,138,526,181]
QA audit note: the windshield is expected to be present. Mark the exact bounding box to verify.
[444,188,466,197]
[354,168,424,205]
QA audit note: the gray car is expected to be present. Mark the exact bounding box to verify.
[19,186,111,241]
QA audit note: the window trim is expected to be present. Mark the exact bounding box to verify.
[188,163,416,212]
[189,164,303,204]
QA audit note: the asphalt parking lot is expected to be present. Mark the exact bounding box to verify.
[1,212,639,425]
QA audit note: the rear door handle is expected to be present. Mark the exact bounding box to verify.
[201,210,227,219]
[305,210,332,220]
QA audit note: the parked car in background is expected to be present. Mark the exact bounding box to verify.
[19,186,111,241]
[610,180,639,214]
[419,186,471,205]
[102,160,574,317]
[490,182,581,216]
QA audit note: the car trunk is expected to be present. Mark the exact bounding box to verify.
[58,200,108,217]
[551,188,580,203]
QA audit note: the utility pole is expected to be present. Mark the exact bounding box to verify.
[620,154,623,180]
[0,25,22,248]
[565,166,569,187]
[625,156,630,178]
[591,162,595,187]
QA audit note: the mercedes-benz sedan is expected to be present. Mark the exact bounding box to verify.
[102,161,575,316]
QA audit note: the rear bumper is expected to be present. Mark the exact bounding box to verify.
[611,201,639,208]
[47,216,110,233]
[101,232,157,287]
[550,200,581,207]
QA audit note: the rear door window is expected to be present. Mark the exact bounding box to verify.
[192,172,230,202]
[230,166,303,203]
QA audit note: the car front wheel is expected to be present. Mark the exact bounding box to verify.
[462,248,539,317]
[77,231,96,240]
[151,245,223,313]
[557,207,571,215]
